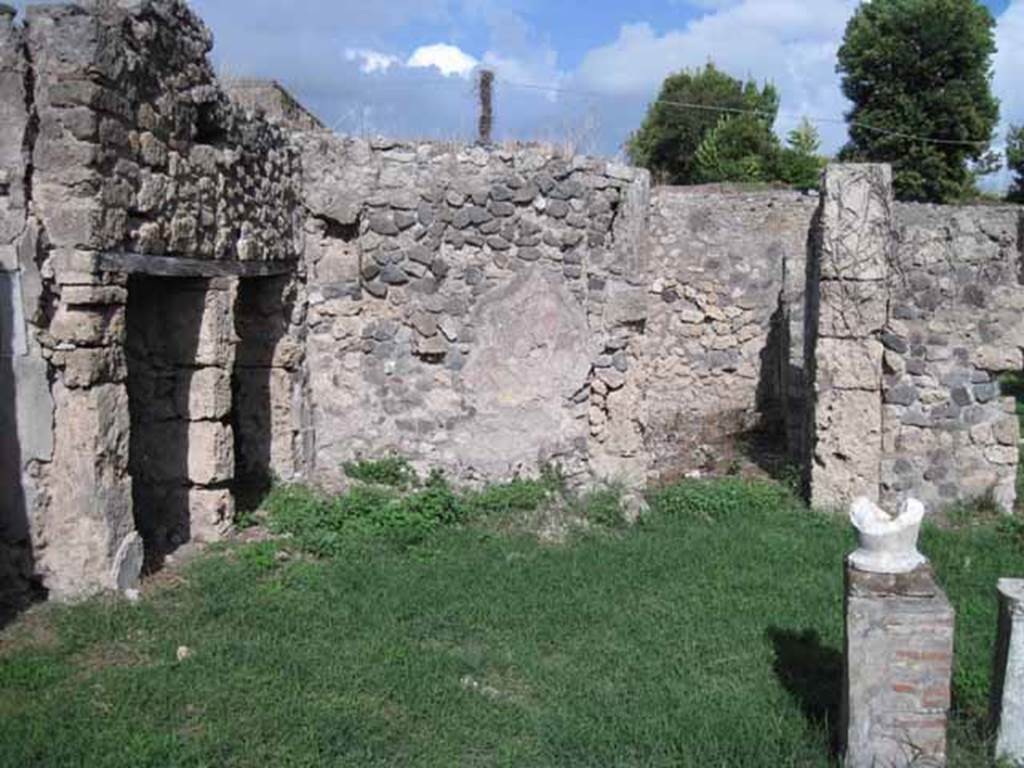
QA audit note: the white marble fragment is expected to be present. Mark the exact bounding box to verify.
[848,496,927,574]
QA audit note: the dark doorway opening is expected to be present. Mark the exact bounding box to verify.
[232,276,295,513]
[125,275,207,569]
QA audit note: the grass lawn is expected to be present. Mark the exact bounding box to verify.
[1,475,1021,767]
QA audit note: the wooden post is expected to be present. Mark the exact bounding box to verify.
[477,69,494,146]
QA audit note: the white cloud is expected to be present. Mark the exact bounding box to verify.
[407,43,479,78]
[574,1,859,154]
[344,48,399,75]
[995,1,1024,131]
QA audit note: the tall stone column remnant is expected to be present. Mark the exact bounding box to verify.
[993,579,1024,766]
[807,164,892,510]
[843,496,955,768]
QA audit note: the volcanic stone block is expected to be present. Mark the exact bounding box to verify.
[816,338,883,392]
[993,579,1024,765]
[843,564,955,768]
[812,389,883,510]
[187,421,234,486]
[177,366,232,421]
[40,382,137,599]
[189,488,234,544]
[817,279,888,339]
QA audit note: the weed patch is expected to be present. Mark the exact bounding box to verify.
[343,455,418,488]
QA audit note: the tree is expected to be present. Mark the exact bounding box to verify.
[771,118,827,190]
[1008,125,1024,203]
[836,0,999,203]
[627,63,780,185]
[693,114,780,183]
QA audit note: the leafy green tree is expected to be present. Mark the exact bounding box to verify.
[787,118,821,157]
[628,63,780,185]
[836,0,999,203]
[1008,125,1024,203]
[771,118,827,190]
[693,114,780,183]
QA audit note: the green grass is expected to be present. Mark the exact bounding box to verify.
[1,478,1021,767]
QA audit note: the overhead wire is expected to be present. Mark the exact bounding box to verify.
[495,77,993,149]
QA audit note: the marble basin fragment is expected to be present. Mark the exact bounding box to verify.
[848,497,927,574]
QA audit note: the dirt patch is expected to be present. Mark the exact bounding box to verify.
[0,604,58,658]
[72,637,150,676]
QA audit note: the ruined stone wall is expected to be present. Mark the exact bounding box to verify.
[224,79,325,133]
[3,0,1023,606]
[296,138,826,488]
[881,204,1023,512]
[297,134,652,488]
[26,0,301,261]
[1,0,305,599]
[641,186,817,478]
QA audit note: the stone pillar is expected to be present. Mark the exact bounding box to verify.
[233,275,310,487]
[185,278,237,543]
[843,564,955,768]
[808,164,892,509]
[993,579,1024,765]
[38,255,142,598]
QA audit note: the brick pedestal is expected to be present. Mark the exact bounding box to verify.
[842,563,955,768]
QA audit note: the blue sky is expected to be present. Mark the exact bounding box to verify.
[9,1,1024,184]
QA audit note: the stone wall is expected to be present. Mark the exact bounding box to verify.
[1,0,1022,604]
[641,186,817,478]
[26,0,301,261]
[881,203,1023,512]
[224,79,325,133]
[1,0,305,599]
[295,143,824,488]
[297,134,653,488]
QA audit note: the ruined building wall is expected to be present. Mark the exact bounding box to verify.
[881,204,1023,513]
[2,0,305,599]
[295,139,822,487]
[296,134,653,488]
[641,187,817,478]
[2,0,1023,605]
[804,167,1024,513]
[26,0,301,261]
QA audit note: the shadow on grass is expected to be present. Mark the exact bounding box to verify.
[766,626,843,757]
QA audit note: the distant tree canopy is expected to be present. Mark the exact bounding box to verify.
[627,64,779,185]
[836,0,999,203]
[773,119,827,190]
[1008,125,1024,203]
[628,64,824,189]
